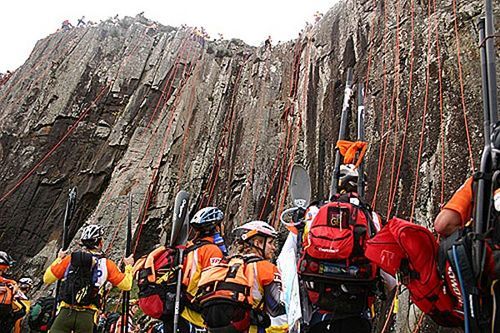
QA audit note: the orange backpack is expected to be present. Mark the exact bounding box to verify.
[195,255,262,307]
[0,282,14,316]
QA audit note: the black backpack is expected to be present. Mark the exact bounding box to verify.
[60,251,101,307]
[28,296,55,332]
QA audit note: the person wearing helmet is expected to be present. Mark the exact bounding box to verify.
[13,277,33,333]
[0,251,26,331]
[202,220,286,333]
[178,207,226,333]
[43,224,134,333]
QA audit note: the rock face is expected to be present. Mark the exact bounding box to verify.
[0,1,498,330]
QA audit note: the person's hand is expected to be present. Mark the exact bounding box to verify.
[58,249,69,259]
[123,255,134,266]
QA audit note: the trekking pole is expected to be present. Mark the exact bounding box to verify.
[357,83,366,198]
[52,187,77,323]
[121,193,133,333]
[329,68,353,199]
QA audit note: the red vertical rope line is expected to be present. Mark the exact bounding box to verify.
[388,0,416,211]
[372,0,390,209]
[410,0,434,222]
[132,53,200,254]
[146,36,191,129]
[433,0,445,206]
[204,57,251,206]
[239,57,273,226]
[174,55,205,193]
[363,0,378,94]
[270,41,304,223]
[385,0,402,219]
[451,0,475,171]
[259,40,302,220]
[274,37,313,228]
[94,35,192,217]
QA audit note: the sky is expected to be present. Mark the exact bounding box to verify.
[0,0,338,73]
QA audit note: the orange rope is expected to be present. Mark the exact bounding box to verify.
[451,0,475,171]
[410,0,433,222]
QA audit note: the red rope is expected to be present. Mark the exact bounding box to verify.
[0,85,109,203]
[433,0,445,206]
[259,40,302,220]
[410,0,433,222]
[239,58,273,225]
[451,0,475,171]
[371,0,390,209]
[132,51,200,254]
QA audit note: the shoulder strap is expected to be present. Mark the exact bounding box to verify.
[185,239,212,253]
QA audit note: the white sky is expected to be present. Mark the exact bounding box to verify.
[1,0,338,73]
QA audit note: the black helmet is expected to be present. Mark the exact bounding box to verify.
[0,251,14,267]
[190,207,224,232]
[80,224,104,249]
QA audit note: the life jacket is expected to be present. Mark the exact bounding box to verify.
[195,254,263,307]
[27,296,55,332]
[135,240,210,320]
[60,251,102,307]
[365,217,464,327]
[0,279,14,317]
[195,255,265,332]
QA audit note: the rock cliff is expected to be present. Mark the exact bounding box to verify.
[0,0,498,331]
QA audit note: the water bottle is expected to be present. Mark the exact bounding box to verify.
[213,232,228,255]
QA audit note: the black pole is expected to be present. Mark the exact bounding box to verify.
[357,83,366,198]
[484,0,498,125]
[330,68,354,199]
[121,193,132,333]
[52,187,77,325]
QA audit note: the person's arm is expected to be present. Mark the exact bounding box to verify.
[106,256,134,291]
[43,251,71,284]
[261,263,286,317]
[434,177,473,236]
[434,209,464,236]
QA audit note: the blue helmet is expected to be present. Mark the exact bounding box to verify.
[190,207,224,231]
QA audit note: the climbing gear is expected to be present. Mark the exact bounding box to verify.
[60,251,101,307]
[27,296,55,332]
[190,207,224,231]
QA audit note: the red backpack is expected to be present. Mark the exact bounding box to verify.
[298,193,379,314]
[299,193,378,281]
[365,217,464,327]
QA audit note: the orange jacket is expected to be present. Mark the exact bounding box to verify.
[43,252,133,310]
[444,177,473,226]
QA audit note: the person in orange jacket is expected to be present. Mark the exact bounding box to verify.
[201,220,287,333]
[0,251,26,331]
[43,224,134,333]
[178,207,226,333]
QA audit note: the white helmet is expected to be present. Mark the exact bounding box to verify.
[80,224,104,248]
[338,164,359,192]
[19,277,33,289]
[235,221,278,242]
